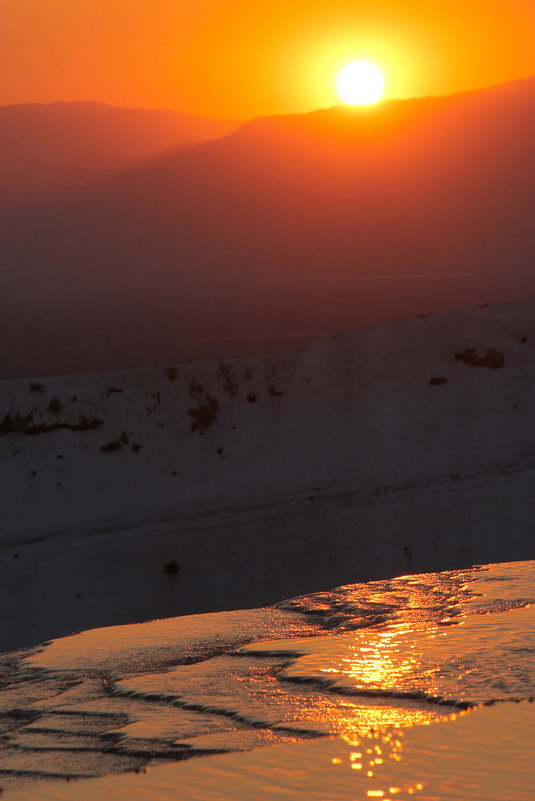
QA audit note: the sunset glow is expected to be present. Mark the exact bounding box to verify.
[1,1,534,117]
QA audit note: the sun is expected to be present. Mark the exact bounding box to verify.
[336,61,385,105]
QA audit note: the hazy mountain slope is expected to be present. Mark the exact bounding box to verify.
[0,101,241,203]
[1,79,534,379]
[1,302,534,648]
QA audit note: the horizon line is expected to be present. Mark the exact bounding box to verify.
[1,74,534,122]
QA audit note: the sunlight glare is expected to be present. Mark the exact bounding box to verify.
[336,61,385,105]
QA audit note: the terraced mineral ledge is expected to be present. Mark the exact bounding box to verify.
[2,301,535,651]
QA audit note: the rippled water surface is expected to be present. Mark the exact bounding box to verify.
[1,561,534,799]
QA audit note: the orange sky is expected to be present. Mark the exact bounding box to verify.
[2,0,534,118]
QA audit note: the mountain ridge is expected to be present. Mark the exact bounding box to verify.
[1,78,534,379]
[0,101,242,205]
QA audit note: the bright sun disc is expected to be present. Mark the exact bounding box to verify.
[336,61,385,105]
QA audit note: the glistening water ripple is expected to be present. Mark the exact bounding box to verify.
[0,561,533,798]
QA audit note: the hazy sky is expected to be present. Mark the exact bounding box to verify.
[2,0,535,118]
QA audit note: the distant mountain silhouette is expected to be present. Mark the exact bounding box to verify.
[0,101,241,203]
[1,79,534,378]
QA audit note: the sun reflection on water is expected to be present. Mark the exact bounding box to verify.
[271,620,452,705]
[8,563,532,800]
[317,706,480,800]
[326,711,464,800]
[113,563,535,797]
[327,723,431,799]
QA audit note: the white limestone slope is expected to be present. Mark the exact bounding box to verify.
[1,300,535,650]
